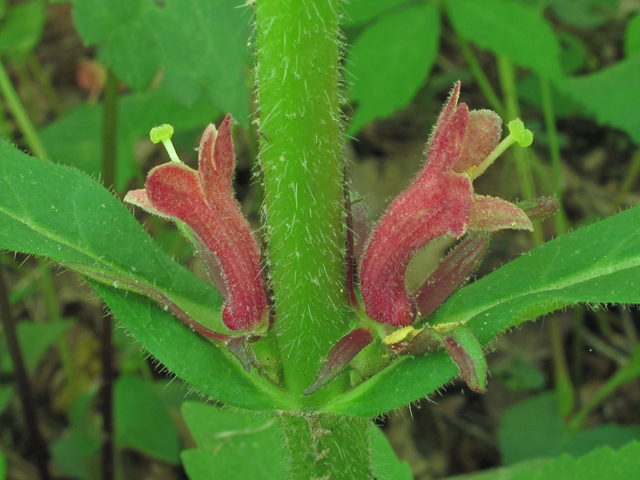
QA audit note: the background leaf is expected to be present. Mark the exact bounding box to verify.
[371,425,413,480]
[446,0,563,83]
[0,321,72,375]
[114,375,180,464]
[448,441,640,480]
[38,86,221,190]
[72,0,251,124]
[566,55,640,144]
[347,4,441,134]
[325,205,640,416]
[498,392,640,465]
[181,402,287,480]
[0,0,46,60]
[0,386,12,415]
[181,402,411,479]
[50,386,102,480]
[342,0,411,26]
[624,14,640,58]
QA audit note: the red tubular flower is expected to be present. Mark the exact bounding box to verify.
[360,83,533,327]
[125,115,268,332]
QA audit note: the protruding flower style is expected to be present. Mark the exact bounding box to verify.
[360,82,533,328]
[125,115,268,332]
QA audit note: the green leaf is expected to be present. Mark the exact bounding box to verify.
[0,139,292,411]
[346,4,440,135]
[509,441,640,480]
[550,0,617,29]
[342,0,412,26]
[181,402,287,480]
[0,0,46,60]
[0,448,5,480]
[324,205,640,416]
[0,138,230,335]
[114,375,180,464]
[92,283,294,411]
[492,356,545,392]
[38,85,221,191]
[566,56,640,144]
[181,402,409,479]
[0,385,13,415]
[51,386,101,480]
[371,425,413,480]
[446,0,563,83]
[625,14,640,58]
[498,392,640,465]
[0,321,72,375]
[72,0,250,124]
[518,74,583,118]
[449,441,640,480]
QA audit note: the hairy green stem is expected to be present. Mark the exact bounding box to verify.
[279,413,371,480]
[0,59,48,159]
[256,0,351,402]
[255,1,372,476]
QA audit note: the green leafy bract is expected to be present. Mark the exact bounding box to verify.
[347,4,440,134]
[324,205,640,416]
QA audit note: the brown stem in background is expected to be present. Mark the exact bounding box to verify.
[0,263,51,480]
[100,311,115,480]
[100,68,119,480]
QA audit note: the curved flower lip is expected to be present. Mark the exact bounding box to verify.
[360,82,532,328]
[125,115,268,332]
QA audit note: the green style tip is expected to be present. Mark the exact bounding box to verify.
[150,124,175,144]
[508,119,533,147]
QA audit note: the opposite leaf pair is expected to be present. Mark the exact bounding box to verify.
[123,83,556,395]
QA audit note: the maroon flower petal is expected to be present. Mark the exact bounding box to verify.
[145,130,267,332]
[304,328,374,396]
[454,110,502,173]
